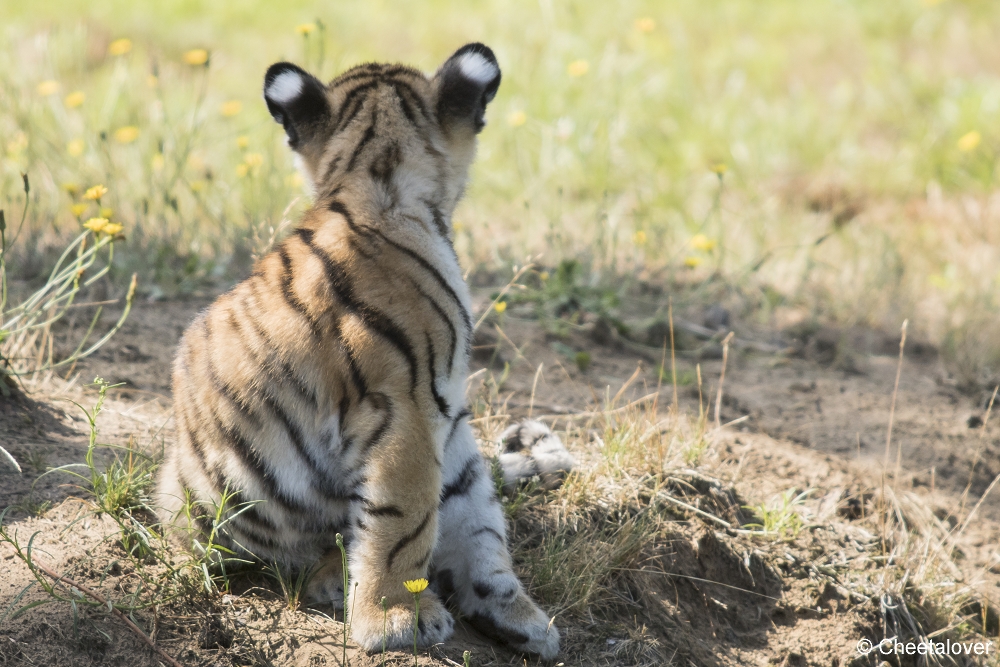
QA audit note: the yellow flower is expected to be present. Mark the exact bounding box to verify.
[63,183,81,196]
[507,110,527,127]
[711,163,728,175]
[37,80,60,96]
[100,207,114,218]
[183,49,209,66]
[102,222,123,236]
[83,217,109,233]
[220,100,242,117]
[67,139,85,157]
[690,234,716,251]
[296,23,317,35]
[235,163,249,178]
[114,126,140,144]
[70,203,88,217]
[285,172,304,188]
[190,180,207,192]
[567,60,590,77]
[236,135,249,149]
[403,578,428,594]
[64,91,85,108]
[244,152,264,168]
[958,130,981,152]
[84,184,108,200]
[453,221,465,233]
[6,132,27,154]
[633,230,647,245]
[147,74,159,88]
[151,153,165,172]
[635,17,656,32]
[539,271,549,281]
[108,38,132,56]
[683,256,702,268]
[494,301,507,314]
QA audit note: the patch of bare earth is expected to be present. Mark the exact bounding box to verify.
[2,294,999,666]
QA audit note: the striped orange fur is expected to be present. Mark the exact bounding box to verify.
[155,44,560,657]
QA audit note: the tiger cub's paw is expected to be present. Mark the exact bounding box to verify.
[497,420,575,493]
[465,590,559,660]
[351,591,454,652]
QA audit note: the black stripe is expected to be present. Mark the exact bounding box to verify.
[444,409,471,451]
[335,81,378,132]
[369,141,401,185]
[299,235,420,394]
[441,457,479,503]
[364,503,404,517]
[390,80,429,123]
[330,316,369,397]
[410,279,457,377]
[471,526,505,545]
[229,302,319,409]
[346,112,377,172]
[421,199,450,238]
[318,154,342,186]
[425,332,450,417]
[277,247,322,338]
[386,510,432,570]
[391,82,417,124]
[360,392,392,452]
[369,228,472,334]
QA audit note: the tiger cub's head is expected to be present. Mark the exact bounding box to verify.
[263,43,501,218]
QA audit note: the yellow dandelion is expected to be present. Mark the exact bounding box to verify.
[83,217,109,233]
[633,230,647,245]
[100,207,114,218]
[507,110,527,127]
[540,271,549,281]
[235,164,249,178]
[691,234,716,251]
[285,172,304,188]
[63,183,80,196]
[494,301,507,314]
[83,184,108,201]
[147,74,159,88]
[453,221,465,233]
[296,23,317,35]
[635,17,656,33]
[220,100,242,117]
[70,203,88,217]
[108,38,132,56]
[67,139,85,157]
[567,60,590,77]
[183,49,209,66]
[102,222,124,236]
[683,256,702,268]
[64,91,85,108]
[710,163,728,175]
[190,180,207,193]
[151,153,165,172]
[37,80,60,96]
[958,130,981,152]
[244,152,264,168]
[403,579,429,594]
[236,135,250,149]
[114,126,140,144]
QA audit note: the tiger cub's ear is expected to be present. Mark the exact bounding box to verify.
[263,62,331,150]
[433,43,501,135]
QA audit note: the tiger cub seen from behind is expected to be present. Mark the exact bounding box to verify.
[155,44,562,658]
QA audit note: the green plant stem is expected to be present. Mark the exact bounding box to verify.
[412,591,420,667]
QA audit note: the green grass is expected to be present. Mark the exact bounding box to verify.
[2,0,1000,378]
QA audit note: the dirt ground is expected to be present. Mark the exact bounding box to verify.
[2,291,1000,666]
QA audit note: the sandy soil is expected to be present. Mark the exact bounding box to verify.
[2,292,999,666]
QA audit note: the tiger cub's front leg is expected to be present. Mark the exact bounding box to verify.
[432,419,559,659]
[346,398,454,650]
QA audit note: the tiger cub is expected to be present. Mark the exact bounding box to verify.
[155,44,561,657]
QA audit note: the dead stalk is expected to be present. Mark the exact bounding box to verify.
[713,332,735,430]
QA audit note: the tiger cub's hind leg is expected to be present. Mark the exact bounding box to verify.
[432,420,560,659]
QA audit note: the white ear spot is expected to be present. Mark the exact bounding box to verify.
[457,51,498,85]
[267,70,304,104]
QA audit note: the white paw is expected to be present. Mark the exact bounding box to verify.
[351,593,454,651]
[497,420,575,492]
[465,591,559,659]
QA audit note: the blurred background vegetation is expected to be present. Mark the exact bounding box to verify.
[1,0,999,383]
